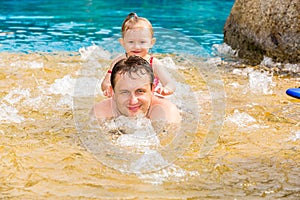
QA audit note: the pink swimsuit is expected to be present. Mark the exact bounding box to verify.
[149,56,160,88]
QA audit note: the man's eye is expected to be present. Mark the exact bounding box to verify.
[136,89,145,94]
[120,91,129,95]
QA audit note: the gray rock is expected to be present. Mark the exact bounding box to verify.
[224,0,300,65]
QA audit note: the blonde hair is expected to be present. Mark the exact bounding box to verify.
[121,12,154,37]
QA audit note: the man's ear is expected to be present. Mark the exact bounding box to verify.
[118,38,124,47]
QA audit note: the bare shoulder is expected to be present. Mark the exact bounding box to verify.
[149,96,181,123]
[92,98,113,119]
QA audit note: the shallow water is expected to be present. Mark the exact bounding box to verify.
[1,0,300,199]
[1,50,299,199]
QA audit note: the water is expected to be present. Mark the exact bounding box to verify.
[0,0,233,54]
[1,0,300,199]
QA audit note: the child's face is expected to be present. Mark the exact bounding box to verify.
[120,26,155,58]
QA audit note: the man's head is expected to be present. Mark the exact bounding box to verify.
[110,55,154,89]
[110,56,155,117]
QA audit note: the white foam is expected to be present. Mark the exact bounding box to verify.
[288,130,300,142]
[0,103,24,124]
[136,162,199,185]
[73,77,101,97]
[110,116,160,150]
[260,56,276,67]
[3,88,31,104]
[28,61,44,69]
[10,60,43,69]
[49,74,75,96]
[212,43,238,57]
[130,149,169,173]
[79,44,111,61]
[116,129,159,149]
[56,95,73,107]
[48,75,100,97]
[226,109,257,128]
[205,57,222,65]
[23,96,43,110]
[248,70,274,94]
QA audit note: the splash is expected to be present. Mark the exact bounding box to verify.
[3,88,30,104]
[225,109,259,130]
[10,60,44,69]
[100,116,199,183]
[1,88,30,123]
[0,103,24,124]
[110,116,160,151]
[49,75,75,96]
[49,74,100,97]
[288,130,300,142]
[136,161,199,185]
[248,70,274,95]
[79,44,111,61]
[211,43,238,60]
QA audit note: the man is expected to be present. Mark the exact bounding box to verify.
[92,56,181,123]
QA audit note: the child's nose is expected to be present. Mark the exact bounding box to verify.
[134,42,141,48]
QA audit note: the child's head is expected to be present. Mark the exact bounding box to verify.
[121,12,154,38]
[119,13,156,58]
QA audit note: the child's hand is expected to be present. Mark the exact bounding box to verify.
[155,86,174,96]
[103,86,113,97]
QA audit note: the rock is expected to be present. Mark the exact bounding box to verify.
[223,0,300,65]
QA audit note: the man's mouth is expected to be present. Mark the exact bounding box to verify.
[128,105,140,112]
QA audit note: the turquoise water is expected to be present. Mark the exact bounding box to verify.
[0,0,234,54]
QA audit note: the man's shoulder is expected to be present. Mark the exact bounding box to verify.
[93,98,113,119]
[150,95,181,123]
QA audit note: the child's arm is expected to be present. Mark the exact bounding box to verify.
[101,70,112,97]
[101,55,125,97]
[152,58,176,96]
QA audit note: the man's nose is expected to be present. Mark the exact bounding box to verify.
[129,93,138,104]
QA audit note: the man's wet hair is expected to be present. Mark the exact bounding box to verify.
[110,55,155,89]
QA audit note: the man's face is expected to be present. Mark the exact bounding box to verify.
[113,72,153,117]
